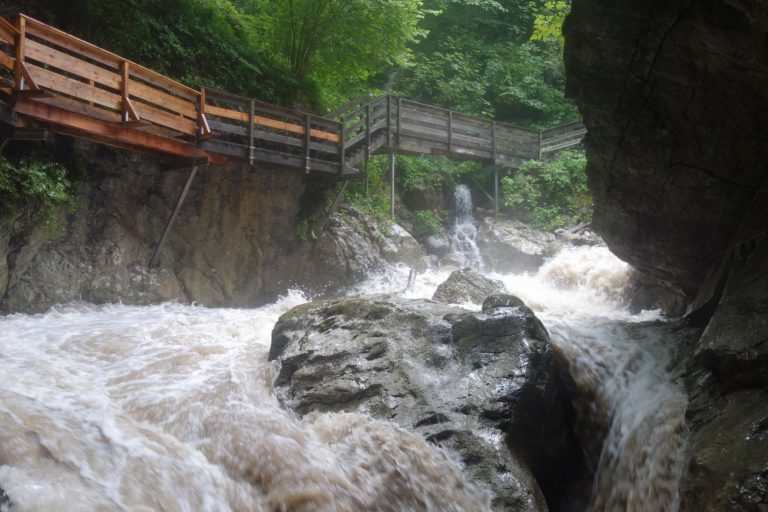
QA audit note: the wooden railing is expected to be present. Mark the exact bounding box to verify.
[0,13,585,175]
[200,89,347,174]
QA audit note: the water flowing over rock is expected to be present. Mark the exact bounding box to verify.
[476,218,558,274]
[446,184,483,269]
[432,267,507,304]
[270,294,577,511]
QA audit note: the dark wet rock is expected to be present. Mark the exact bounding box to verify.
[432,268,507,304]
[270,294,577,511]
[401,184,445,212]
[0,141,415,312]
[424,235,451,258]
[0,486,11,511]
[476,218,556,274]
[564,0,768,298]
[554,223,603,247]
[683,238,768,511]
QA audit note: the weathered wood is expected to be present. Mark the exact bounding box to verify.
[14,98,214,161]
[27,62,120,109]
[0,17,18,44]
[25,38,120,88]
[0,52,15,72]
[133,99,195,134]
[205,104,340,143]
[128,78,197,119]
[14,16,26,90]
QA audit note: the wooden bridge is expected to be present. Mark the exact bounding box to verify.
[0,14,585,177]
[0,14,585,265]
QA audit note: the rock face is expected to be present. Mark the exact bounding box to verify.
[564,0,768,297]
[565,1,768,509]
[432,267,507,304]
[476,218,557,274]
[0,141,414,312]
[270,294,577,511]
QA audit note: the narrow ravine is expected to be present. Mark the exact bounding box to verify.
[0,218,689,511]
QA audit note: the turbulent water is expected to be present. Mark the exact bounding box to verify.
[0,227,688,510]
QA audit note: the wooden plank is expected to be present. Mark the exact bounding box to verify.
[33,95,121,122]
[128,78,196,119]
[129,66,198,102]
[0,20,17,44]
[205,104,340,143]
[208,119,339,155]
[0,52,14,71]
[23,15,199,101]
[25,38,120,88]
[25,25,119,71]
[133,99,196,134]
[27,62,121,110]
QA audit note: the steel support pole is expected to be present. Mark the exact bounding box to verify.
[390,151,396,219]
[494,167,499,220]
[149,162,199,268]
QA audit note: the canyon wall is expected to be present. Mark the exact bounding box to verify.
[0,140,398,313]
[564,1,768,509]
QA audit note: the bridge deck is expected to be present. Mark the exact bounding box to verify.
[0,14,585,176]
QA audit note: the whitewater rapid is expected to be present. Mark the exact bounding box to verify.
[0,245,688,511]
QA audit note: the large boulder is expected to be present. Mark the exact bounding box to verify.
[270,294,577,511]
[432,267,507,304]
[476,218,557,274]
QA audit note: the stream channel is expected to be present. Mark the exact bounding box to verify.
[0,193,688,511]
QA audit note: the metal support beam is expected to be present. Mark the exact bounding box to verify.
[149,162,200,268]
[494,167,499,219]
[390,151,396,219]
[325,179,350,217]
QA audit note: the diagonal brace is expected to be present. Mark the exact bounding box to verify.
[149,161,200,268]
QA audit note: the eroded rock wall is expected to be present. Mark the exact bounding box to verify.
[0,141,398,312]
[565,1,768,509]
[565,0,768,297]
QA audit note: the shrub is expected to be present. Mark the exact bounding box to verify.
[500,150,590,231]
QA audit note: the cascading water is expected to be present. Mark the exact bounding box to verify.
[447,184,483,269]
[0,237,688,510]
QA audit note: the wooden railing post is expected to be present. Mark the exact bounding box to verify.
[14,16,26,90]
[491,121,497,164]
[386,94,392,148]
[396,97,402,148]
[448,110,453,154]
[248,100,255,165]
[339,121,346,175]
[304,114,311,174]
[120,60,139,122]
[365,102,371,163]
[198,87,211,139]
[537,130,543,160]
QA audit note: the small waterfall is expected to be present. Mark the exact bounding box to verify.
[448,184,483,269]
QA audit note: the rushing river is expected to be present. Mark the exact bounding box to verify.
[0,238,688,510]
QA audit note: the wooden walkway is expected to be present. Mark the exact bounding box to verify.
[0,14,585,178]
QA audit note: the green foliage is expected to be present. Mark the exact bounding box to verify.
[500,150,590,231]
[0,153,76,235]
[398,156,480,192]
[239,0,427,110]
[396,0,578,127]
[344,155,393,223]
[531,0,570,51]
[409,210,444,238]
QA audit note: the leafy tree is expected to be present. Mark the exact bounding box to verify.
[249,0,427,110]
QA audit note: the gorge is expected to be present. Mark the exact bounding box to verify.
[0,0,766,511]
